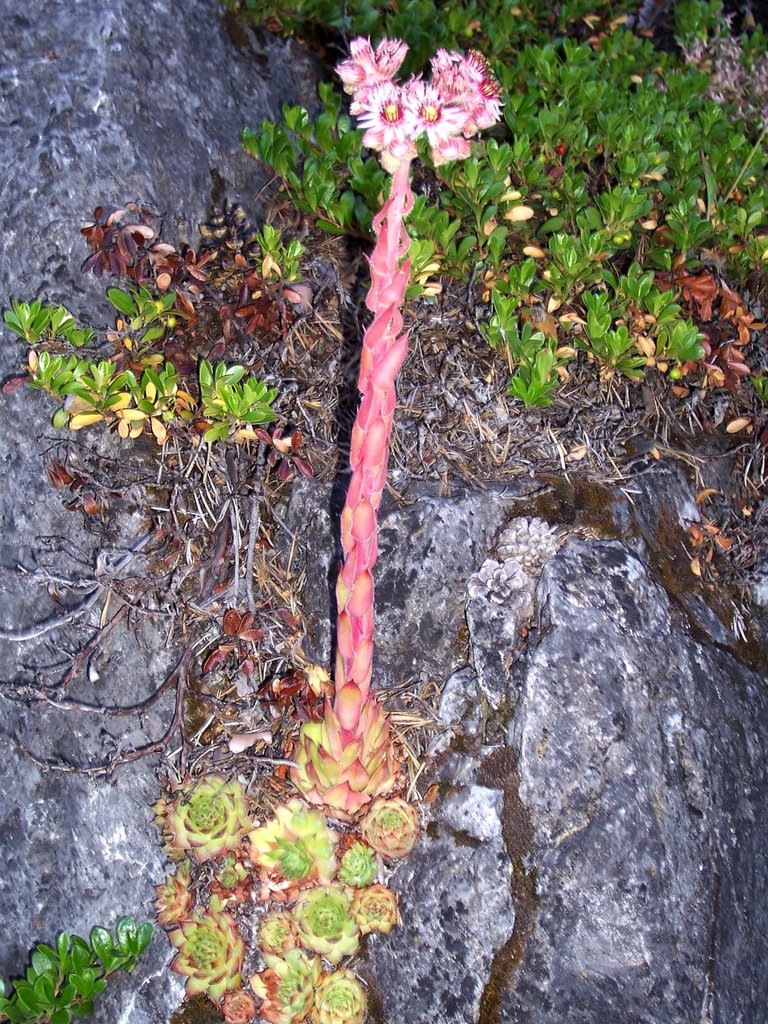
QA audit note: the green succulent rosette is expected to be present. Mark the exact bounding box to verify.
[154,775,251,864]
[250,948,322,1024]
[360,796,419,860]
[258,911,300,956]
[291,884,360,965]
[248,798,338,887]
[154,861,195,928]
[167,897,245,1002]
[310,968,367,1024]
[337,842,377,888]
[350,883,400,935]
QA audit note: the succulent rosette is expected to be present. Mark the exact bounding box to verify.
[258,911,300,956]
[248,798,339,898]
[310,968,367,1024]
[222,988,258,1024]
[337,842,377,888]
[167,897,246,1002]
[154,775,251,863]
[350,884,400,935]
[250,949,322,1024]
[292,699,398,821]
[360,796,419,860]
[211,855,253,906]
[155,861,195,928]
[291,885,360,965]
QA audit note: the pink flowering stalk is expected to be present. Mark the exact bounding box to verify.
[292,38,501,819]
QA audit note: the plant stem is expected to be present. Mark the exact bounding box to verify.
[333,158,414,737]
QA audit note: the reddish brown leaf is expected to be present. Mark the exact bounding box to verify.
[203,646,229,674]
[223,609,242,636]
[2,374,29,394]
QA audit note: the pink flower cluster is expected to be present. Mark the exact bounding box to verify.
[336,38,502,170]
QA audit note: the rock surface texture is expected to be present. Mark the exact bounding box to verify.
[1,5,766,1024]
[292,475,767,1024]
[0,2,319,1020]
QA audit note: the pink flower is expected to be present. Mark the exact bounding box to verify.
[355,81,417,166]
[431,134,472,165]
[403,79,466,148]
[458,50,503,134]
[429,47,502,136]
[336,37,409,94]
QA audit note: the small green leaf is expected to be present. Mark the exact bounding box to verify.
[89,927,113,965]
[107,288,136,317]
[50,1007,72,1024]
[115,917,137,953]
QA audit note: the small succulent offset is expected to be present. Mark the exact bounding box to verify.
[310,968,368,1024]
[360,797,420,861]
[210,855,254,906]
[291,885,360,965]
[221,988,258,1024]
[250,949,322,1024]
[248,798,339,893]
[155,861,196,927]
[257,911,300,956]
[0,917,152,1024]
[336,841,378,888]
[167,898,246,1002]
[350,884,400,935]
[154,775,251,864]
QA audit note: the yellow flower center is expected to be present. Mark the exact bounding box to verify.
[422,104,440,123]
[383,103,400,123]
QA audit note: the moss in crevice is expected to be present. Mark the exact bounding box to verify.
[476,746,538,1024]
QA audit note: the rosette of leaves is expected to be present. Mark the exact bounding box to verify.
[360,797,420,860]
[291,698,398,821]
[291,885,360,965]
[198,359,277,443]
[250,949,322,1024]
[222,988,258,1024]
[155,861,195,927]
[167,897,245,1002]
[310,968,367,1024]
[154,775,251,864]
[336,842,377,888]
[248,798,339,897]
[258,911,300,956]
[350,884,400,935]
[210,855,253,906]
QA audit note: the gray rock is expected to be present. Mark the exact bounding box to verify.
[501,538,768,1024]
[0,1,320,1020]
[362,752,515,1024]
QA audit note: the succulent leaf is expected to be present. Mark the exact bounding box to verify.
[154,862,195,928]
[167,898,245,1002]
[257,912,300,956]
[350,884,400,935]
[250,949,322,1024]
[360,797,419,860]
[248,798,338,897]
[291,885,360,965]
[310,968,367,1024]
[337,842,377,888]
[291,700,398,820]
[154,775,251,864]
[221,988,258,1023]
